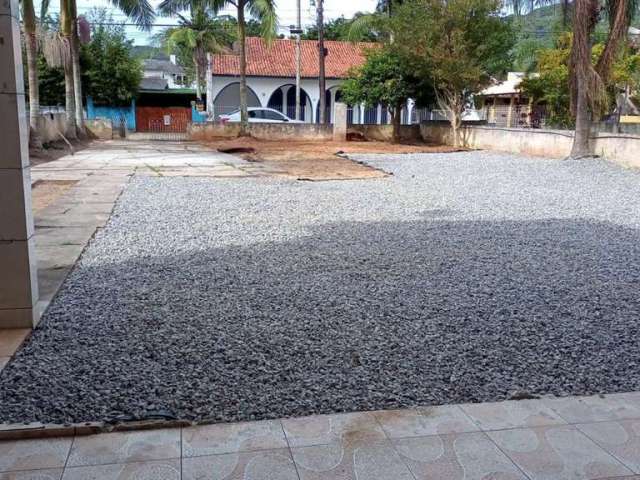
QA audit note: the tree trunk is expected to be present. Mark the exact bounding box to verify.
[60,0,77,139]
[237,2,249,136]
[391,103,402,144]
[570,74,592,158]
[195,57,202,100]
[23,0,42,148]
[71,32,84,136]
[25,34,42,149]
[64,60,78,140]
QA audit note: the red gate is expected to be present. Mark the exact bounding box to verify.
[136,107,192,133]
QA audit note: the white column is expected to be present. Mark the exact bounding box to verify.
[0,0,39,328]
[328,89,336,123]
[407,99,415,125]
[282,85,292,116]
[359,104,365,124]
[376,104,382,125]
[206,53,214,119]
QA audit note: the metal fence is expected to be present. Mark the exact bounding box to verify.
[484,104,549,129]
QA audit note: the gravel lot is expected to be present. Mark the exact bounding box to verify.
[2,151,640,425]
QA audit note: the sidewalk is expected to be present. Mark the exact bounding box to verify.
[0,392,639,479]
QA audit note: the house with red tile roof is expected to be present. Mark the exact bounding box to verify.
[207,37,404,124]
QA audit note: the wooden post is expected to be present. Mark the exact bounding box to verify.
[507,95,515,128]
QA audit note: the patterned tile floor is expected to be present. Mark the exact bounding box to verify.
[1,392,639,479]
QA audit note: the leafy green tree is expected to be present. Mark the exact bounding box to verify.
[521,32,640,129]
[392,0,514,147]
[160,0,278,136]
[520,33,573,127]
[302,14,379,41]
[341,47,431,143]
[36,54,66,106]
[568,0,639,158]
[158,7,235,99]
[82,23,142,106]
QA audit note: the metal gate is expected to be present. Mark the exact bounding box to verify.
[135,106,191,140]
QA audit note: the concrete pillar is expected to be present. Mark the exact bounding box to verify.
[333,102,347,142]
[376,104,382,125]
[0,0,39,328]
[407,100,414,125]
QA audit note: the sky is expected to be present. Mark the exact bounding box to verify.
[41,0,378,45]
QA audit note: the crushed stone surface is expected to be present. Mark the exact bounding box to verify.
[1,151,640,425]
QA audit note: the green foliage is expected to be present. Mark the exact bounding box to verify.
[81,20,142,105]
[520,33,640,128]
[341,47,430,109]
[392,0,514,109]
[157,10,236,92]
[520,34,573,127]
[302,14,379,42]
[36,54,66,106]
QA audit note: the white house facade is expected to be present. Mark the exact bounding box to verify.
[206,38,418,125]
[142,55,193,90]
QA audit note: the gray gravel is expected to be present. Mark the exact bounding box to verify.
[2,151,640,425]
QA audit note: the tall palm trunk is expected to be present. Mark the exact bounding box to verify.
[22,0,42,148]
[237,0,249,136]
[60,0,77,139]
[571,74,592,157]
[194,53,202,99]
[70,0,85,136]
[569,0,629,158]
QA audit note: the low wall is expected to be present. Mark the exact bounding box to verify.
[349,124,421,142]
[35,113,67,143]
[86,97,136,131]
[188,122,334,141]
[420,123,640,169]
[85,119,113,140]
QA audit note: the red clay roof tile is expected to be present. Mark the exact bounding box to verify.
[212,37,378,79]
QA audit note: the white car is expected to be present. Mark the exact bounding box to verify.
[219,107,304,124]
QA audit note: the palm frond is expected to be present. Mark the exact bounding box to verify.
[40,0,51,22]
[42,30,71,68]
[108,0,155,29]
[158,0,193,15]
[248,0,278,42]
[347,12,384,42]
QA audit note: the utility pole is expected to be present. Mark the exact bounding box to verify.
[295,0,302,121]
[317,0,326,124]
[296,0,302,120]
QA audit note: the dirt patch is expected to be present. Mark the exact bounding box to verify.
[32,180,77,211]
[203,137,459,180]
[30,138,92,166]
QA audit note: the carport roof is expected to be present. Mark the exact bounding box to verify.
[212,37,378,79]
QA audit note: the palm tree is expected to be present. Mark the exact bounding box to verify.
[569,0,638,157]
[160,0,277,135]
[21,0,42,148]
[41,0,154,139]
[70,0,85,135]
[59,0,77,138]
[158,7,234,100]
